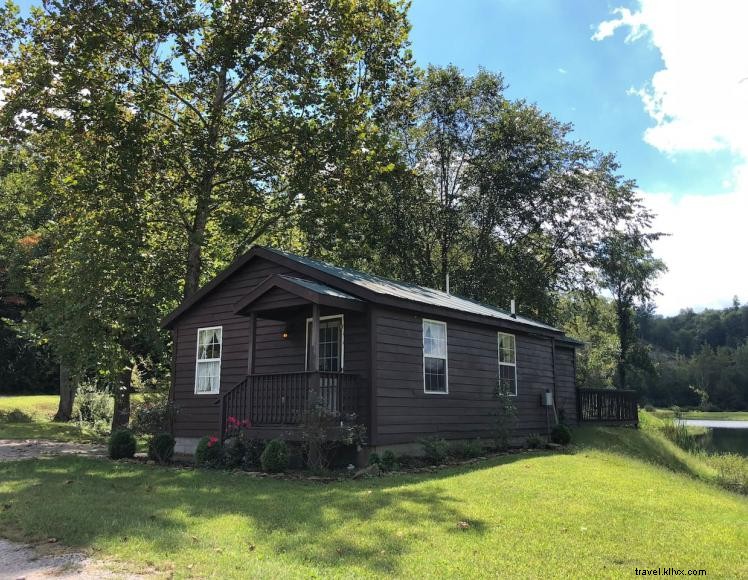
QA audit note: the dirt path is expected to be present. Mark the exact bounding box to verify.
[0,439,106,462]
[0,538,146,579]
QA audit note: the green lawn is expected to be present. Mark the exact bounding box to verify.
[0,394,104,442]
[652,408,748,421]
[0,422,746,578]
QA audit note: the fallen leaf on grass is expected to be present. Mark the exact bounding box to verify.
[47,538,58,543]
[457,521,470,530]
[248,544,255,552]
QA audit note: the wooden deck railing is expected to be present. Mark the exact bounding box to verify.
[577,388,639,425]
[218,371,360,438]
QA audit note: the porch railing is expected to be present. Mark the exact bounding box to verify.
[218,371,360,438]
[576,388,639,425]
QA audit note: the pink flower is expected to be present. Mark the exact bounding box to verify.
[207,435,219,448]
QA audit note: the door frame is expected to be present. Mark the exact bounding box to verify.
[304,314,345,372]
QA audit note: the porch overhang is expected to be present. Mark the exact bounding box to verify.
[233,274,365,319]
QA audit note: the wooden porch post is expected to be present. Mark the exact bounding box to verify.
[310,303,320,398]
[310,303,320,372]
[247,312,256,375]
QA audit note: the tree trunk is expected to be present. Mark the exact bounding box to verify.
[182,67,227,299]
[53,363,77,422]
[616,301,631,389]
[183,205,208,298]
[111,366,132,431]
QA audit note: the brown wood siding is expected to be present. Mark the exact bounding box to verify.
[372,306,576,445]
[248,286,309,312]
[172,257,369,439]
[555,345,578,424]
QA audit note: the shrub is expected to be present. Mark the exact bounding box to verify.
[550,424,572,446]
[380,450,399,471]
[108,429,136,459]
[261,439,289,473]
[494,380,516,449]
[451,439,483,459]
[419,437,450,464]
[74,382,113,433]
[1,408,32,423]
[704,452,747,494]
[148,432,175,464]
[368,452,381,466]
[131,396,176,436]
[526,433,544,449]
[223,436,246,469]
[195,435,224,468]
[241,439,266,471]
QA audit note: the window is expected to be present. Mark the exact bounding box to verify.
[423,319,448,393]
[195,326,222,394]
[498,332,517,396]
[305,315,344,372]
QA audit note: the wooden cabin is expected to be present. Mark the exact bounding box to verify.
[161,246,581,455]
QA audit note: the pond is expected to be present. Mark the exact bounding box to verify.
[678,419,748,455]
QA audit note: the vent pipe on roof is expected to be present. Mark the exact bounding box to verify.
[446,273,450,295]
[510,299,516,318]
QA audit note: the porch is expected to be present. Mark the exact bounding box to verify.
[218,273,370,439]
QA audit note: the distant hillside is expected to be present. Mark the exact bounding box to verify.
[635,301,748,410]
[638,300,748,355]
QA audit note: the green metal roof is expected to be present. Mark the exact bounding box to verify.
[265,248,563,333]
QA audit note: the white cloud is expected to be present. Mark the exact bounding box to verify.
[594,1,748,315]
[594,0,748,159]
[645,191,747,314]
[557,67,567,75]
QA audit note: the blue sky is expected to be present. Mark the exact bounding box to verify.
[409,0,733,197]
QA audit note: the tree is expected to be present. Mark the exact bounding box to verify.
[594,226,666,389]
[1,0,412,423]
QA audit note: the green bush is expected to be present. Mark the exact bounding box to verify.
[526,433,544,449]
[195,435,224,468]
[380,450,399,471]
[74,382,113,435]
[419,436,450,464]
[704,452,747,494]
[451,439,483,459]
[241,439,266,471]
[131,396,175,436]
[108,429,136,459]
[368,452,381,466]
[223,436,247,469]
[261,439,289,473]
[148,432,175,464]
[550,424,572,446]
[1,408,33,423]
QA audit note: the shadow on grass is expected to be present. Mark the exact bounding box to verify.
[0,453,536,575]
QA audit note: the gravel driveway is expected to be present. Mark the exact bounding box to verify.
[0,439,106,462]
[0,538,147,579]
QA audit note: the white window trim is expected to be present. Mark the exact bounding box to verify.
[195,326,222,395]
[498,332,518,397]
[304,314,345,371]
[423,318,449,394]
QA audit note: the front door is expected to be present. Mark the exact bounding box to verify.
[306,315,343,410]
[306,315,343,372]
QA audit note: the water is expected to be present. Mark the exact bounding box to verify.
[678,419,748,455]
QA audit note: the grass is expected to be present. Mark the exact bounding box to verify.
[0,424,746,578]
[651,408,748,421]
[0,395,105,442]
